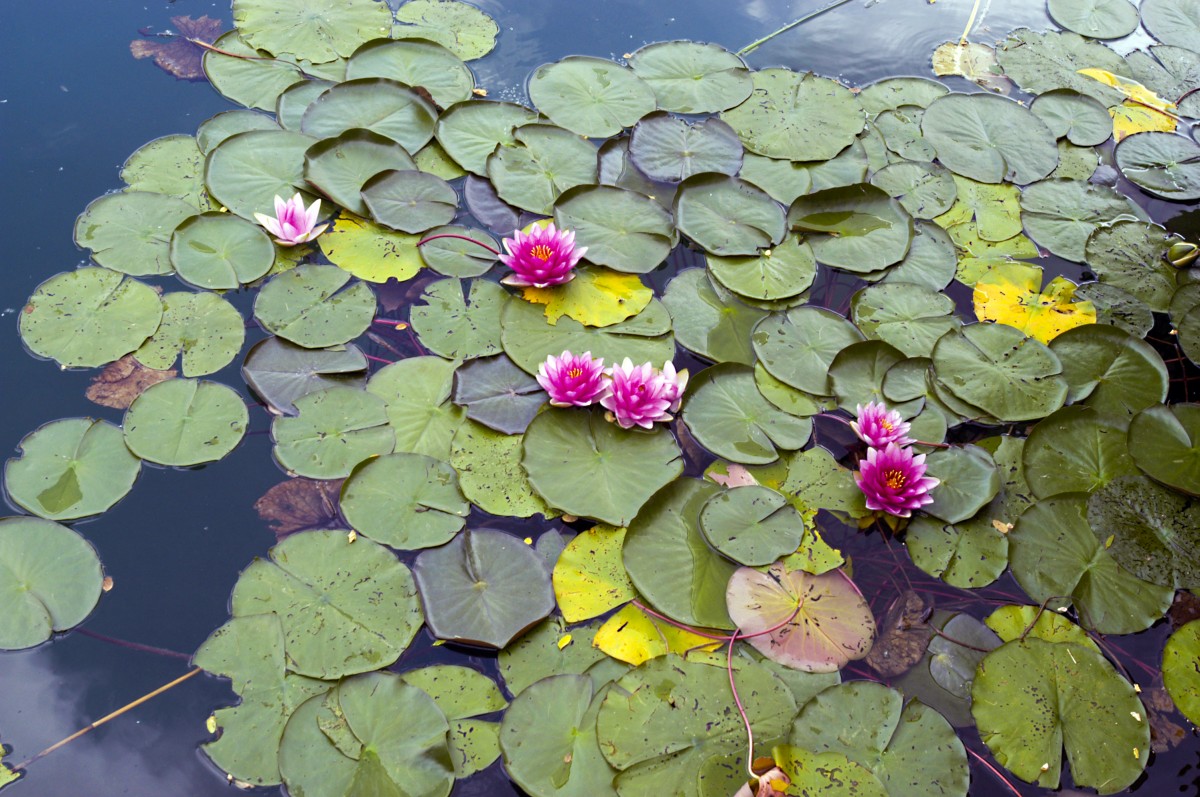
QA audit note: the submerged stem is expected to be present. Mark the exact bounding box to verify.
[736,0,856,56]
[415,233,501,256]
[76,628,191,662]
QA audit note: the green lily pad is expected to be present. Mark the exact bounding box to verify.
[1048,324,1168,418]
[410,278,505,360]
[197,109,281,153]
[1143,0,1200,50]
[922,444,1001,524]
[851,282,959,357]
[202,33,308,111]
[522,408,682,526]
[753,306,866,396]
[449,420,553,518]
[170,212,275,289]
[1115,131,1200,200]
[233,0,391,62]
[1008,494,1173,634]
[1030,89,1112,145]
[828,340,915,413]
[272,386,395,479]
[984,604,1099,650]
[0,516,103,650]
[1020,179,1147,262]
[627,40,752,113]
[400,664,506,720]
[204,129,316,222]
[346,38,474,108]
[699,484,805,566]
[870,160,957,219]
[121,134,212,209]
[905,512,1009,589]
[1086,474,1200,589]
[1023,406,1138,498]
[452,355,546,434]
[4,419,140,521]
[662,268,766,365]
[301,78,437,154]
[875,106,935,161]
[276,80,335,131]
[1075,281,1154,338]
[254,264,375,348]
[789,681,969,797]
[73,191,196,277]
[921,93,1058,184]
[241,337,367,416]
[995,28,1129,106]
[498,616,624,696]
[500,675,618,797]
[19,267,163,369]
[1083,220,1178,312]
[367,357,465,460]
[1163,619,1200,725]
[931,323,1067,422]
[487,123,599,214]
[737,153,813,205]
[361,169,458,234]
[972,638,1148,793]
[789,183,915,273]
[596,655,796,797]
[628,113,743,182]
[1049,0,1138,38]
[318,213,424,283]
[674,173,786,257]
[552,185,675,274]
[878,221,957,290]
[123,378,247,466]
[681,364,811,465]
[392,0,498,60]
[706,234,816,301]
[858,77,950,115]
[340,452,467,549]
[278,672,453,797]
[435,101,541,176]
[413,528,555,648]
[133,291,244,377]
[418,225,500,277]
[719,68,864,161]
[231,530,423,678]
[527,56,656,138]
[1128,403,1200,496]
[303,128,417,218]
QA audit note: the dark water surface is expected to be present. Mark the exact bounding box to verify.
[1,1,1198,795]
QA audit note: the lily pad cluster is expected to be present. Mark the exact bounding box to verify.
[5,0,1200,795]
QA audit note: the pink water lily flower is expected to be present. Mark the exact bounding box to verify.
[851,401,913,448]
[253,193,327,246]
[658,361,689,412]
[499,222,586,287]
[601,358,675,429]
[854,443,939,518]
[537,350,608,407]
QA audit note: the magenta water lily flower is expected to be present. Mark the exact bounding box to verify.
[254,193,327,246]
[499,222,586,287]
[601,358,675,429]
[854,443,939,518]
[537,350,608,407]
[851,401,913,448]
[658,361,689,412]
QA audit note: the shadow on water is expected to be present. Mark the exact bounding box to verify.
[1,0,1198,795]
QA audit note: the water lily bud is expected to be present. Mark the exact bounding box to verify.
[1167,241,1199,268]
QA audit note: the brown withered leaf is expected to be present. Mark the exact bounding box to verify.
[866,589,933,678]
[1144,686,1189,753]
[255,477,345,541]
[130,15,225,81]
[1169,589,1200,630]
[86,355,177,409]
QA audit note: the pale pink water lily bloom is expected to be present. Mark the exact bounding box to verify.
[854,442,939,518]
[658,361,689,412]
[850,401,913,448]
[600,358,675,429]
[499,222,586,287]
[536,350,608,407]
[253,193,328,246]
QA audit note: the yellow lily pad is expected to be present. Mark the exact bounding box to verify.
[520,265,652,327]
[319,213,424,283]
[973,265,1096,343]
[1110,101,1178,142]
[593,603,723,666]
[552,524,636,623]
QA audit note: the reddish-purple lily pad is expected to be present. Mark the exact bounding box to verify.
[726,562,875,672]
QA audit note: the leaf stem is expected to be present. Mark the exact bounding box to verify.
[76,628,191,662]
[966,746,1022,797]
[736,0,856,56]
[415,233,501,256]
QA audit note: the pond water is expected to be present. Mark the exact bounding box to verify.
[1,0,1199,796]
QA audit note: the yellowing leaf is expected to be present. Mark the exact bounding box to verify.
[973,266,1096,343]
[781,525,844,576]
[593,604,723,666]
[552,525,636,622]
[932,41,1008,92]
[521,265,652,327]
[1110,101,1177,141]
[1077,69,1176,113]
[319,213,424,283]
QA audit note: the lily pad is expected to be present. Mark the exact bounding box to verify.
[241,337,368,415]
[318,213,424,283]
[699,485,805,566]
[361,169,458,234]
[753,306,865,396]
[921,93,1058,184]
[972,638,1148,793]
[737,153,813,205]
[682,364,811,464]
[0,516,104,650]
[1020,179,1146,262]
[1030,90,1113,145]
[413,528,555,648]
[170,212,275,289]
[789,183,914,273]
[133,291,244,377]
[123,378,247,466]
[271,386,394,479]
[527,56,656,138]
[662,268,766,365]
[121,134,212,209]
[552,185,675,273]
[275,80,334,132]
[73,191,196,277]
[1115,131,1200,200]
[340,452,467,549]
[1128,403,1200,496]
[231,530,423,678]
[706,234,816,302]
[1086,474,1200,589]
[1049,0,1138,38]
[346,38,474,108]
[449,421,553,519]
[1163,620,1200,725]
[1082,222,1179,314]
[922,444,1001,524]
[498,616,623,696]
[1142,0,1200,50]
[487,123,598,214]
[1049,324,1168,418]
[301,78,437,154]
[19,268,163,369]
[870,160,957,219]
[204,129,316,222]
[851,282,959,357]
[552,525,636,622]
[673,173,786,256]
[435,101,541,176]
[202,33,307,111]
[254,264,375,348]
[520,266,652,328]
[628,113,742,182]
[995,28,1129,106]
[627,41,752,113]
[452,354,545,434]
[418,225,500,277]
[367,357,465,460]
[197,109,280,153]
[303,128,416,217]
[1023,406,1138,498]
[233,0,390,62]
[392,0,498,60]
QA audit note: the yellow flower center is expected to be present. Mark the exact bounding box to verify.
[884,468,907,491]
[530,244,554,261]
[567,367,582,378]
[881,419,894,432]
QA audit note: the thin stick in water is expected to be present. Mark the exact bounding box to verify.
[737,0,857,56]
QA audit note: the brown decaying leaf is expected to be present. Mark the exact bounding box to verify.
[1168,589,1200,630]
[1143,686,1188,753]
[865,589,933,677]
[86,355,177,410]
[130,16,224,81]
[254,477,345,541]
